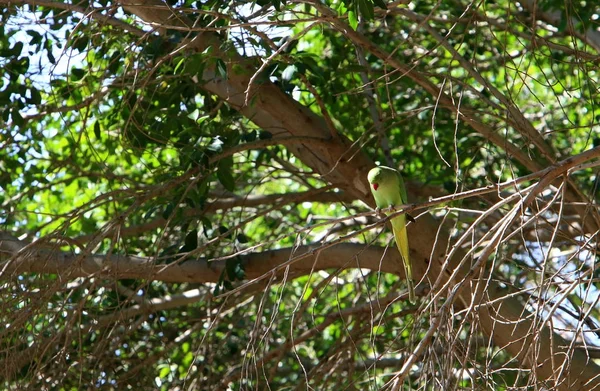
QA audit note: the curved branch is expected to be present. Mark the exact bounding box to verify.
[0,235,403,283]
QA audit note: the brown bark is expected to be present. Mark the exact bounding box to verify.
[1,0,599,388]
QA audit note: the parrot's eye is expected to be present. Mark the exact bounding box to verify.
[372,183,379,190]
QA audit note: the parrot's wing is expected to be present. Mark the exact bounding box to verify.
[397,171,408,204]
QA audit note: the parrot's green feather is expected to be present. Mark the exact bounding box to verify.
[391,215,414,303]
[367,166,415,304]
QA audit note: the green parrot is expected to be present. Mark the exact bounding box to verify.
[367,166,415,304]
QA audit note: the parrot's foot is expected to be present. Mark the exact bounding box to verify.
[389,206,402,216]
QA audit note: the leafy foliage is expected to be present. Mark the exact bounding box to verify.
[1,0,600,389]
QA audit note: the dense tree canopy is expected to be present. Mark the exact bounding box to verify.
[1,0,600,389]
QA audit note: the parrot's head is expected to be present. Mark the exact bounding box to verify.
[367,167,383,191]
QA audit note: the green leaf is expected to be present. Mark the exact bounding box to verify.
[159,365,170,379]
[93,121,101,139]
[27,30,42,46]
[357,0,374,20]
[73,36,88,52]
[174,56,185,74]
[254,63,278,84]
[207,136,224,153]
[258,131,272,140]
[46,46,56,64]
[225,257,245,281]
[296,53,323,79]
[16,57,30,75]
[179,229,198,253]
[218,225,231,238]
[162,202,175,219]
[143,206,157,220]
[242,129,257,142]
[372,0,387,9]
[217,156,235,191]
[348,10,358,30]
[11,108,24,127]
[27,88,41,104]
[185,53,206,78]
[200,216,212,237]
[10,42,24,56]
[70,68,85,81]
[216,59,227,80]
[108,51,122,74]
[281,64,297,81]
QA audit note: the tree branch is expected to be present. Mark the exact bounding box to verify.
[0,234,403,282]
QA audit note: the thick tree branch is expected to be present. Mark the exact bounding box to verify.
[0,235,404,282]
[117,0,376,202]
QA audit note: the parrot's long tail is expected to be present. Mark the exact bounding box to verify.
[391,215,415,304]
